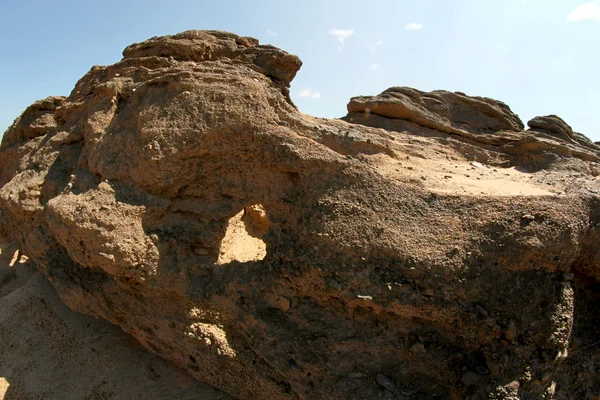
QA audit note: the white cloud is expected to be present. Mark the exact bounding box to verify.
[405,23,423,31]
[267,29,278,37]
[366,40,384,52]
[298,88,321,99]
[567,1,600,21]
[369,63,380,70]
[328,29,355,43]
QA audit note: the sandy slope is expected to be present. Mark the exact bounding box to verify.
[0,241,231,400]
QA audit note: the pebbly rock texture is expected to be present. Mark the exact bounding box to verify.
[1,30,600,400]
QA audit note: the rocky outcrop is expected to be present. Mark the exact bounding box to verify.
[345,86,524,135]
[344,88,600,171]
[1,31,600,399]
[121,30,301,86]
[528,115,574,141]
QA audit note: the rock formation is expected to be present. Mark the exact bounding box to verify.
[1,30,599,399]
[0,237,231,399]
[527,115,575,141]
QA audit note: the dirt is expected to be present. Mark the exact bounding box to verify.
[0,239,231,400]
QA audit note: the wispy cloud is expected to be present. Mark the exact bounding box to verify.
[366,40,384,52]
[328,29,355,43]
[567,1,600,21]
[267,29,278,37]
[369,63,380,71]
[298,88,321,99]
[405,23,423,31]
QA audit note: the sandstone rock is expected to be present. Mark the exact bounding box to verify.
[121,30,301,98]
[345,86,524,137]
[375,373,397,393]
[344,89,600,170]
[1,31,599,399]
[1,96,66,147]
[528,115,575,141]
[0,239,232,399]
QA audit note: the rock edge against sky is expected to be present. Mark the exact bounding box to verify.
[1,31,599,399]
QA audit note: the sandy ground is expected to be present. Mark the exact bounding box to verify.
[375,154,559,197]
[0,240,232,400]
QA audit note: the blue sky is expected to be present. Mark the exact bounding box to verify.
[1,0,599,141]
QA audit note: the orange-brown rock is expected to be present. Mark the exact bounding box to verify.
[1,31,599,399]
[346,86,524,135]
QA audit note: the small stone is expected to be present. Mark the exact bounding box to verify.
[375,374,396,393]
[505,320,518,341]
[474,304,489,317]
[563,272,574,281]
[99,252,115,262]
[327,279,342,291]
[193,247,210,256]
[475,366,490,375]
[545,381,557,397]
[521,214,535,221]
[461,371,480,386]
[541,371,552,383]
[275,296,291,312]
[555,348,568,361]
[410,342,426,353]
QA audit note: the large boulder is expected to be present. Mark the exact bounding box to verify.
[1,31,600,399]
[345,86,524,135]
[528,115,574,141]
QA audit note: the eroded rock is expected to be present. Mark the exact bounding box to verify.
[345,86,524,136]
[528,115,574,141]
[1,30,599,400]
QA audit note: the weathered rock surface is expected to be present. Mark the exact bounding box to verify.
[346,86,525,135]
[0,239,231,400]
[344,88,600,171]
[1,30,600,399]
[528,115,574,141]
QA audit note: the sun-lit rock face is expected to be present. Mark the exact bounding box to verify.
[1,30,600,399]
[347,86,525,135]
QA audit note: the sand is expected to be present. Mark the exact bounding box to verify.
[0,240,232,400]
